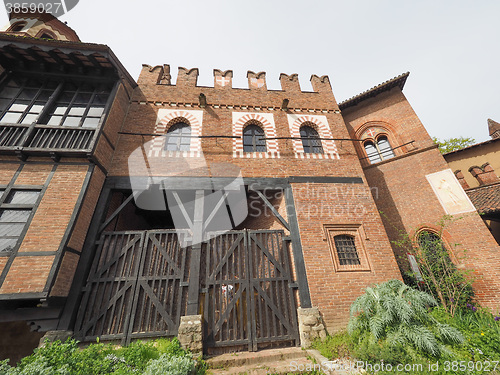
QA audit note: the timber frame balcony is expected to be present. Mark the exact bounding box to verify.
[0,123,97,158]
[0,34,136,159]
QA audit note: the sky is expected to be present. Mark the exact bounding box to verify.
[2,0,498,143]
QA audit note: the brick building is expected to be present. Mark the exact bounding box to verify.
[443,119,500,244]
[0,13,499,358]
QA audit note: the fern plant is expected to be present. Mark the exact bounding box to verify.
[348,279,464,358]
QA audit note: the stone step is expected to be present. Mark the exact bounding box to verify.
[207,347,308,368]
[206,347,320,375]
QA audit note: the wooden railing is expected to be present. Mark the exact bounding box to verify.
[0,123,95,152]
[27,125,94,150]
[0,124,29,147]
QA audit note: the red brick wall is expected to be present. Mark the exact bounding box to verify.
[292,182,402,330]
[342,89,500,311]
[108,67,403,332]
[94,82,133,171]
[50,252,80,297]
[17,165,87,254]
[0,164,18,184]
[1,256,54,294]
[50,167,106,297]
[0,163,89,296]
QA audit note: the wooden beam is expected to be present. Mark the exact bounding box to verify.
[255,190,290,231]
[98,193,134,234]
[284,185,312,308]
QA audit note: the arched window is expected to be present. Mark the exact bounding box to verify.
[9,22,26,32]
[165,122,191,151]
[364,135,395,163]
[334,234,360,265]
[417,231,447,260]
[364,141,381,163]
[243,124,266,152]
[300,125,323,154]
[377,136,395,159]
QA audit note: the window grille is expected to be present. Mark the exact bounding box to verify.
[334,234,361,265]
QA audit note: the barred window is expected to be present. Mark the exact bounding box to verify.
[300,125,323,154]
[334,234,361,265]
[165,122,191,151]
[0,76,112,128]
[0,188,41,253]
[243,124,266,152]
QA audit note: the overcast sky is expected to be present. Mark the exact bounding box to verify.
[2,0,498,142]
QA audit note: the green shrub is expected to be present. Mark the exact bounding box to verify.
[348,279,463,359]
[0,337,200,375]
[311,331,354,359]
[0,360,10,375]
[432,306,500,361]
[143,353,194,375]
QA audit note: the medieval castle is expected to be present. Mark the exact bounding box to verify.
[0,11,499,359]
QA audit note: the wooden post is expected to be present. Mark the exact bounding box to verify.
[186,190,205,315]
[284,185,312,308]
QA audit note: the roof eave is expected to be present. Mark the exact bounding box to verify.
[0,34,137,88]
[339,72,410,111]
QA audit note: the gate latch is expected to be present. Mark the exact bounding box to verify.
[288,283,298,289]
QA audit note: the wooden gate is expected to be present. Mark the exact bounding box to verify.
[74,230,191,344]
[202,230,299,352]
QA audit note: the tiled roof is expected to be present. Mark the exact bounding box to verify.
[443,137,500,157]
[466,183,500,214]
[339,72,409,110]
[488,118,500,137]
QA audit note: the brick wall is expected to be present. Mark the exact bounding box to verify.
[291,182,402,330]
[342,89,500,311]
[93,82,133,171]
[107,66,403,332]
[0,163,90,296]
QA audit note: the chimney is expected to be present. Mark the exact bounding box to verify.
[488,119,500,139]
[469,163,499,186]
[454,170,470,190]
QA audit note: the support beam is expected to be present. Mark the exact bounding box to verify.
[284,185,312,308]
[255,190,290,231]
[98,193,134,234]
[186,190,205,315]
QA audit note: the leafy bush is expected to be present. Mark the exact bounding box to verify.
[432,306,500,361]
[348,279,463,359]
[311,331,354,359]
[0,337,201,375]
[143,354,194,375]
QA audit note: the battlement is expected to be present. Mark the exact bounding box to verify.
[138,64,332,94]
